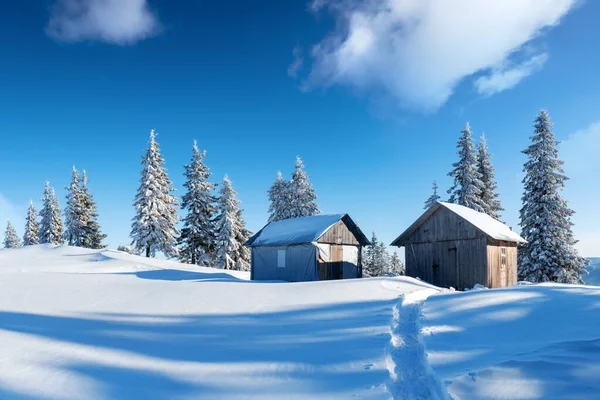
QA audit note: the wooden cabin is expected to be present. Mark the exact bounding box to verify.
[391,202,526,290]
[245,214,370,282]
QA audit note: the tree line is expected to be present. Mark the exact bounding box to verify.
[427,109,588,284]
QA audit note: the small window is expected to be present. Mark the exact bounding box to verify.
[277,250,286,268]
[501,248,507,269]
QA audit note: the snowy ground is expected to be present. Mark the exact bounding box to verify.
[421,284,600,399]
[0,245,436,400]
[1,246,599,400]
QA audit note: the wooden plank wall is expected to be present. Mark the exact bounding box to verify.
[318,220,360,245]
[487,244,518,288]
[405,237,488,290]
[403,207,487,244]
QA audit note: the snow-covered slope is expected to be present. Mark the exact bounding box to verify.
[421,284,600,399]
[0,245,435,400]
[585,257,600,285]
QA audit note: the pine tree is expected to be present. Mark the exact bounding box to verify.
[363,232,387,277]
[64,167,86,246]
[80,171,107,249]
[23,202,40,246]
[289,156,320,219]
[477,134,503,220]
[4,221,21,248]
[389,251,405,276]
[447,123,486,212]
[178,141,217,265]
[424,181,441,210]
[267,171,292,222]
[130,130,180,258]
[519,110,588,284]
[213,175,251,271]
[39,181,64,245]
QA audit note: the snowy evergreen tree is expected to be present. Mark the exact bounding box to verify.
[117,243,138,255]
[80,171,107,249]
[363,232,387,277]
[23,202,40,246]
[213,175,251,271]
[4,221,21,248]
[389,251,405,276]
[519,110,588,284]
[289,156,320,219]
[447,123,486,212]
[178,141,217,265]
[267,171,292,222]
[130,130,180,258]
[477,134,504,220]
[64,167,86,246]
[39,181,64,245]
[424,181,441,210]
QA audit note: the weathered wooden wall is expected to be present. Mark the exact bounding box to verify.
[402,206,487,244]
[487,244,518,288]
[318,220,360,245]
[405,238,488,290]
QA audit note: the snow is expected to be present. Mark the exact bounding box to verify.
[439,202,525,243]
[2,245,598,399]
[421,283,600,399]
[247,214,344,247]
[585,258,600,285]
[0,245,434,399]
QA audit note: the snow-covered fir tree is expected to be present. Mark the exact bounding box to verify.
[117,243,138,255]
[477,134,503,220]
[213,175,251,271]
[267,171,292,222]
[80,171,106,249]
[519,110,588,284]
[23,202,40,246]
[389,251,405,276]
[424,181,441,210]
[64,167,86,246]
[178,141,217,265]
[447,123,486,212]
[39,181,64,245]
[363,232,388,278]
[130,130,180,258]
[4,221,21,248]
[289,156,319,219]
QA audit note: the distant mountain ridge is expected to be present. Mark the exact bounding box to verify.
[585,258,600,286]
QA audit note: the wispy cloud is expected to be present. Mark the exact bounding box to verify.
[303,0,578,111]
[475,53,549,96]
[46,0,160,45]
[0,193,26,238]
[288,46,304,78]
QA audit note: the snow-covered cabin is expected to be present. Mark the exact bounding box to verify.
[391,202,526,290]
[245,214,371,282]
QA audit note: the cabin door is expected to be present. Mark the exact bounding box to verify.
[328,245,343,280]
[500,248,507,287]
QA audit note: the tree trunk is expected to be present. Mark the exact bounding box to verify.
[146,246,150,258]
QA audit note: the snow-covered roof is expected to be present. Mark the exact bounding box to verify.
[439,202,525,243]
[246,214,369,247]
[391,201,525,245]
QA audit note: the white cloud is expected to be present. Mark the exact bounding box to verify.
[288,46,304,78]
[561,121,600,257]
[46,0,160,45]
[305,0,578,110]
[0,193,26,238]
[475,53,548,96]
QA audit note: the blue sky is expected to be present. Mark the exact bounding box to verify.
[1,0,599,257]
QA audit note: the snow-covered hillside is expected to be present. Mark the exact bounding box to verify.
[422,284,600,399]
[585,257,600,285]
[1,245,599,399]
[0,245,435,399]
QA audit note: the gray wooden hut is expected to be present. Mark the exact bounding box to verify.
[391,202,525,290]
[245,214,370,282]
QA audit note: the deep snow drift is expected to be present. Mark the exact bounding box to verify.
[421,284,600,399]
[1,245,599,400]
[0,245,435,399]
